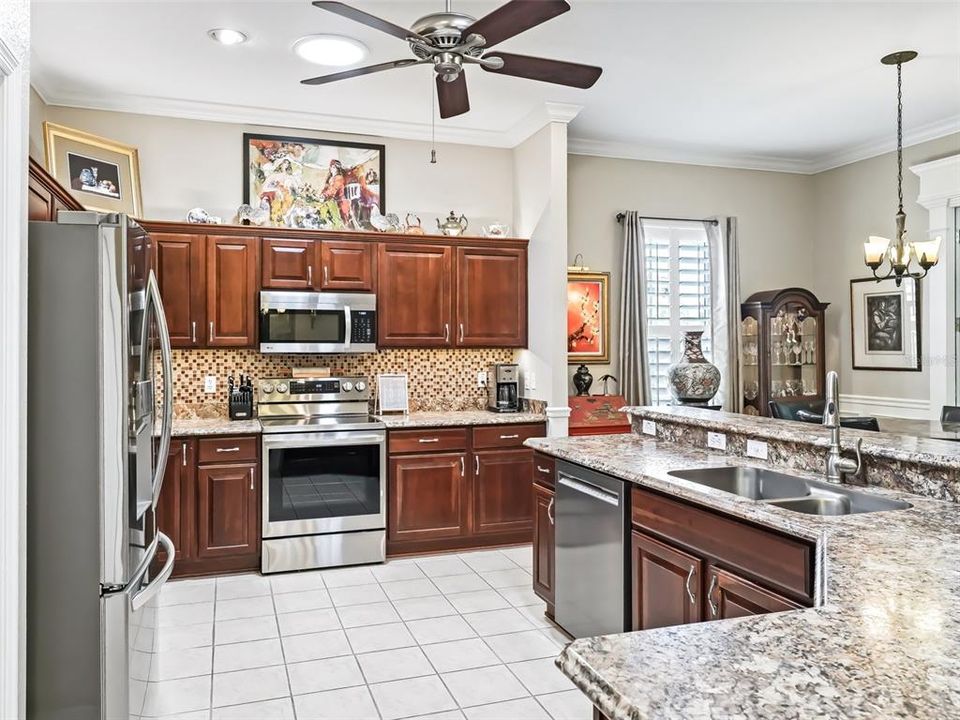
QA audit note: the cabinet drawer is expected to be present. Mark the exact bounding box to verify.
[473,423,545,449]
[532,452,555,489]
[197,436,259,464]
[631,487,813,601]
[389,428,468,454]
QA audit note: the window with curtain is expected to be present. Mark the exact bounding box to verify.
[643,220,713,405]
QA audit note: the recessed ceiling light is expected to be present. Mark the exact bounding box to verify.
[293,35,368,67]
[208,28,248,46]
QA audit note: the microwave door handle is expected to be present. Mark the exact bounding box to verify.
[343,305,351,350]
[147,270,174,508]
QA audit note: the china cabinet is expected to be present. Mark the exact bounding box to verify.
[740,288,829,417]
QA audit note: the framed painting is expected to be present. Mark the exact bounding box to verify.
[850,276,921,371]
[243,133,385,230]
[568,271,610,363]
[43,122,143,216]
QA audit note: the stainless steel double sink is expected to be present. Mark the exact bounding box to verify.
[667,466,911,515]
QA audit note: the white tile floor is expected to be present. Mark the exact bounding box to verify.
[136,545,592,720]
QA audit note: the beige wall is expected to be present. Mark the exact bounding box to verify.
[566,155,818,392]
[811,133,960,404]
[28,90,515,229]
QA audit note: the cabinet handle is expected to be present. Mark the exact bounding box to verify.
[443,323,450,343]
[536,465,551,474]
[249,467,254,491]
[500,434,520,440]
[209,321,214,341]
[707,574,719,618]
[216,447,240,453]
[474,456,479,476]
[684,565,696,605]
[459,323,464,343]
[547,497,554,525]
[323,265,329,285]
[459,456,465,478]
[191,321,197,344]
[181,443,187,466]
[308,265,313,286]
[418,438,440,444]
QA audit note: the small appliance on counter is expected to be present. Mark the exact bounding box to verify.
[228,374,254,420]
[487,363,520,413]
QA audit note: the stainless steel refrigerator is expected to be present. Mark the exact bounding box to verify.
[27,212,175,719]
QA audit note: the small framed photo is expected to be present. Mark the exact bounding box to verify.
[567,271,610,364]
[376,374,409,415]
[850,276,921,371]
[43,122,143,216]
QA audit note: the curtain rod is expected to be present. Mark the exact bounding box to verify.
[616,212,719,225]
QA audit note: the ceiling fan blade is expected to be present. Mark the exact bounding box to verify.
[301,59,422,86]
[481,52,602,88]
[463,0,570,49]
[312,1,427,42]
[437,73,470,119]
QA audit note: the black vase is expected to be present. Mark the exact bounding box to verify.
[572,365,593,396]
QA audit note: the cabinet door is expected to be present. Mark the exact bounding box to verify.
[472,449,534,535]
[320,240,375,291]
[389,453,465,542]
[155,233,206,347]
[262,238,315,289]
[705,566,802,621]
[455,247,527,347]
[206,236,259,347]
[532,483,555,605]
[377,244,452,347]
[27,176,55,221]
[631,530,703,631]
[196,462,259,559]
[156,439,195,566]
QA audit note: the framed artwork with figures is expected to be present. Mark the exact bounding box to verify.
[567,271,610,363]
[850,276,921,371]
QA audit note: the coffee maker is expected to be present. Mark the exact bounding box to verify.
[487,363,520,413]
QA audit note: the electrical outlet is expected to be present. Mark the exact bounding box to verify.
[204,375,217,394]
[746,439,768,460]
[477,371,487,388]
[707,432,727,451]
[641,419,657,436]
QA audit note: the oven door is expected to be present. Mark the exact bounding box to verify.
[262,430,386,538]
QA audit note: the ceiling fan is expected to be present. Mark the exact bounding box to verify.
[302,0,603,119]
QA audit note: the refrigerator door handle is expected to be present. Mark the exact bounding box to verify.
[147,270,174,508]
[128,531,175,611]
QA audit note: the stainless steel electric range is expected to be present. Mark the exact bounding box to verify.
[258,376,386,574]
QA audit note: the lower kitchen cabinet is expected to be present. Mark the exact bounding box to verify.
[196,462,259,559]
[155,439,195,566]
[631,530,703,630]
[705,566,802,620]
[532,481,555,608]
[389,452,466,543]
[472,449,534,535]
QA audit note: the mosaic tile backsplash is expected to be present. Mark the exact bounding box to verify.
[162,348,518,415]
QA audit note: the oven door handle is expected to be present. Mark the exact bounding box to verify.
[262,432,386,449]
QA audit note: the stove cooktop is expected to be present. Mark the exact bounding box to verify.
[258,414,385,434]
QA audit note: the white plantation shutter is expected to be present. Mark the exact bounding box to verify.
[642,221,713,405]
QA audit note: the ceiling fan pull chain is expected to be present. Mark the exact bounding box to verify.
[430,73,438,164]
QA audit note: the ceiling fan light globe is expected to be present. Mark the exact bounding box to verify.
[293,35,369,67]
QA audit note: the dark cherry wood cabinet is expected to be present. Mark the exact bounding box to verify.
[261,237,315,290]
[389,452,467,544]
[631,530,703,631]
[377,243,453,347]
[196,461,259,559]
[705,566,802,621]
[27,157,84,221]
[532,480,555,609]
[206,235,259,347]
[455,247,527,347]
[321,239,375,291]
[472,449,534,535]
[156,439,195,567]
[154,233,206,348]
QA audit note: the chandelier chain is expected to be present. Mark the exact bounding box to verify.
[897,60,903,214]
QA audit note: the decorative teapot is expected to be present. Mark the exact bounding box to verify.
[437,211,468,236]
[404,213,425,235]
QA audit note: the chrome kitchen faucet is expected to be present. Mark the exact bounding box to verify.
[823,370,863,484]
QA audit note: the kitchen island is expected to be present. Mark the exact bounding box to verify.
[527,410,960,719]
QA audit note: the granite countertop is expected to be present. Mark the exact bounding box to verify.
[168,417,262,437]
[526,433,960,719]
[374,410,546,429]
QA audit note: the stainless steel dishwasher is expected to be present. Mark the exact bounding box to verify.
[555,460,629,638]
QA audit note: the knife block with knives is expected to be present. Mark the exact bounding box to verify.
[228,374,254,420]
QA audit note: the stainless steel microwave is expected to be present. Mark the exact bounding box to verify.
[259,291,377,354]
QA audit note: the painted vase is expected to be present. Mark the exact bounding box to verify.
[572,365,593,396]
[667,331,721,404]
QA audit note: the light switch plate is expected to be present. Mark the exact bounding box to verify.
[746,439,768,460]
[707,432,727,451]
[526,371,536,391]
[477,371,487,388]
[204,375,217,394]
[641,419,657,436]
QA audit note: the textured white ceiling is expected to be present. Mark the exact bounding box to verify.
[30,0,960,171]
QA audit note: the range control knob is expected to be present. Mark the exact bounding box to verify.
[341,381,354,392]
[276,382,288,394]
[261,383,274,394]
[354,381,366,392]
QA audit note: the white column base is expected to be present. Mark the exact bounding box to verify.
[546,405,572,438]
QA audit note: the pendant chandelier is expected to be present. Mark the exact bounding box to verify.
[863,50,942,286]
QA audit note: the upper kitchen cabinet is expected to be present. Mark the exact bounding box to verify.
[320,239,375,291]
[27,158,84,221]
[154,233,206,347]
[261,237,315,290]
[206,236,260,347]
[455,247,527,347]
[377,243,453,347]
